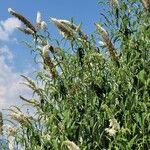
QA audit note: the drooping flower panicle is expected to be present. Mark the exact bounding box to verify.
[95,23,118,62]
[50,17,73,38]
[17,27,34,35]
[59,19,78,31]
[9,111,32,125]
[58,19,87,40]
[8,8,36,32]
[42,45,58,78]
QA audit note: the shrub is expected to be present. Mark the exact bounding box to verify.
[1,0,150,149]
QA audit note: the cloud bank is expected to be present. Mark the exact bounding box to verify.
[0,17,32,110]
[0,45,34,110]
[0,46,33,111]
[0,17,21,41]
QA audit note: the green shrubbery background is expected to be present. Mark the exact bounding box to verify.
[1,0,150,149]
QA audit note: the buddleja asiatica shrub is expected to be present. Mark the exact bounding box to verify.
[1,0,150,149]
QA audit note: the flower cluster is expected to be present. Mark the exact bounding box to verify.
[63,140,80,150]
[105,118,120,136]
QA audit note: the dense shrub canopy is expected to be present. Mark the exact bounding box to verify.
[1,0,150,149]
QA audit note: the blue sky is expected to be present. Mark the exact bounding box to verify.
[0,0,100,110]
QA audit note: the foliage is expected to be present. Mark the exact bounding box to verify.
[1,0,150,149]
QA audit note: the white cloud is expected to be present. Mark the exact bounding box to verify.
[0,46,32,110]
[0,45,14,60]
[0,26,9,41]
[0,17,21,41]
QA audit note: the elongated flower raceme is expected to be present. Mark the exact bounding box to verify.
[58,19,87,40]
[8,8,36,32]
[42,45,58,78]
[59,19,78,31]
[95,23,109,44]
[36,11,41,31]
[50,17,73,38]
[17,27,34,35]
[9,111,32,125]
[95,23,118,62]
[59,19,81,34]
[62,140,80,150]
[141,0,150,11]
[50,17,88,40]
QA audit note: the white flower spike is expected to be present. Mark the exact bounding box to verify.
[36,11,41,24]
